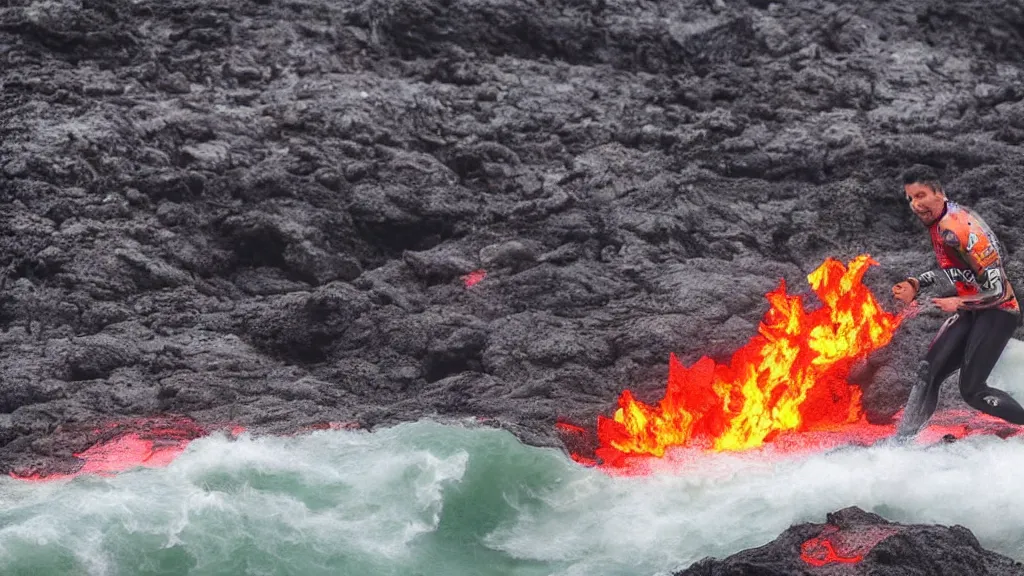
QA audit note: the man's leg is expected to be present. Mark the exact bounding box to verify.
[896,313,971,438]
[957,310,1024,425]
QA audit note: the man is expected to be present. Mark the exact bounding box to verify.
[890,164,1024,438]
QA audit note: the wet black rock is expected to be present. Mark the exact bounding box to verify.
[676,506,1024,576]
[1,0,1024,487]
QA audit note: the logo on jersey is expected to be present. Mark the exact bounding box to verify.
[944,268,976,285]
[967,232,979,251]
[941,229,960,247]
[980,268,1003,292]
[977,245,998,267]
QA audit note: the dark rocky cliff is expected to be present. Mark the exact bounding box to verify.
[2,0,1024,565]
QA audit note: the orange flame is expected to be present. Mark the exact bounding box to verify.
[594,254,902,467]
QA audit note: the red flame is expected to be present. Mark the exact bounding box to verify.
[589,255,903,468]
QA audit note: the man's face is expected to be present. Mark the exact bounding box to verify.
[904,182,946,226]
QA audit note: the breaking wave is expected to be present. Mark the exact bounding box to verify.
[2,340,1024,576]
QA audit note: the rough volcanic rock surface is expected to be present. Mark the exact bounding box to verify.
[2,0,1024,475]
[676,506,1024,576]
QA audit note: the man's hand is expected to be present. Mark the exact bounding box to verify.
[931,297,962,313]
[892,280,917,304]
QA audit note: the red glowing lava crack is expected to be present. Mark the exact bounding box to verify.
[8,417,223,482]
[7,417,361,482]
[800,523,900,567]
[462,269,486,288]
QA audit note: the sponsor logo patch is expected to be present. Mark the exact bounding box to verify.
[977,245,999,267]
[981,268,1003,292]
[944,268,977,285]
[942,228,960,247]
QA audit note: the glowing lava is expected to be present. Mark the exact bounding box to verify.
[9,417,216,482]
[462,269,487,288]
[801,537,863,567]
[800,524,900,567]
[8,417,368,482]
[592,255,902,468]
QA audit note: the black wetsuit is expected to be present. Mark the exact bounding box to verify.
[897,309,1024,436]
[896,201,1024,437]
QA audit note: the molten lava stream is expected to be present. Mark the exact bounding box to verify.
[588,254,903,470]
[801,537,863,567]
[8,417,230,482]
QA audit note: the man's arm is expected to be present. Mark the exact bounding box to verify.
[905,270,940,294]
[951,223,1008,310]
[956,265,1008,310]
[893,269,939,304]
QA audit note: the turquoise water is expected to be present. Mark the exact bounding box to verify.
[3,418,1024,576]
[4,341,1024,576]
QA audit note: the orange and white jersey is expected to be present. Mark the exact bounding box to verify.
[916,201,1019,314]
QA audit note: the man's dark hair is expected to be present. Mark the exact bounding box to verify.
[901,164,943,192]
